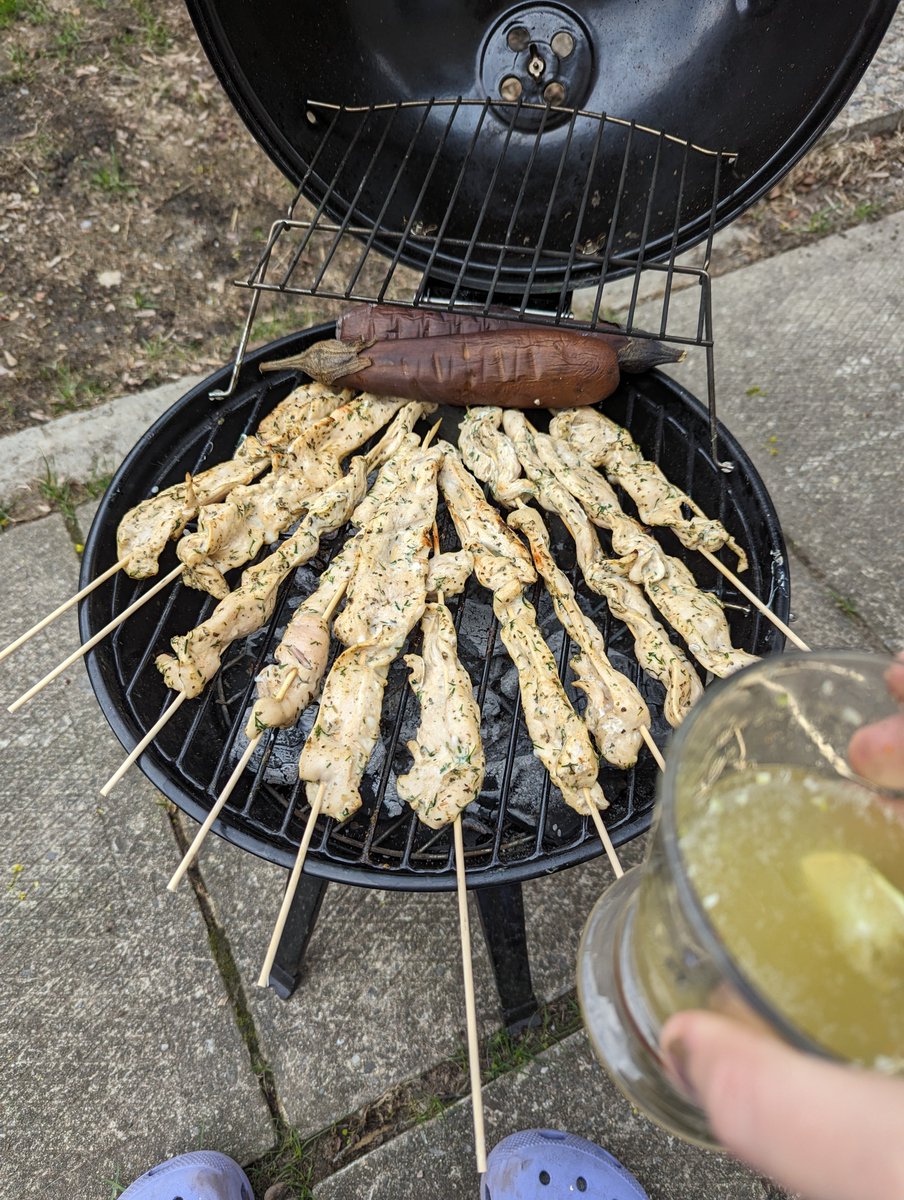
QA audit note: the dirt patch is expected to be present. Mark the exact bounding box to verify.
[0,1,901,439]
[0,0,330,435]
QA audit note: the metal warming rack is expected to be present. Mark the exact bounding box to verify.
[80,0,896,1014]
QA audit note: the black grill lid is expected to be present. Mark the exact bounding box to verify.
[185,0,895,291]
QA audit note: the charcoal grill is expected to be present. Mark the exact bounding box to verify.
[80,0,893,1019]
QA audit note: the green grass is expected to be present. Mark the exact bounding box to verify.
[42,363,107,415]
[51,14,84,57]
[0,501,11,531]
[806,208,834,236]
[852,201,880,222]
[39,464,76,523]
[244,1126,316,1199]
[129,0,170,53]
[84,469,113,500]
[0,0,47,29]
[106,1173,125,1198]
[90,148,135,195]
[131,289,156,311]
[830,589,859,619]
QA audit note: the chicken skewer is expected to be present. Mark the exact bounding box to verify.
[549,409,810,651]
[6,405,429,712]
[505,412,759,679]
[398,533,488,1173]
[97,460,370,796]
[439,449,607,817]
[458,409,701,727]
[0,385,345,670]
[258,445,445,987]
[177,395,422,598]
[166,538,359,889]
[507,504,663,771]
[549,407,749,569]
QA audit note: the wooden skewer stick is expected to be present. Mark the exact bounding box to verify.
[167,668,302,890]
[257,783,325,988]
[0,556,130,666]
[168,735,260,891]
[7,563,184,713]
[585,792,624,879]
[99,691,188,796]
[453,816,488,1177]
[640,726,666,771]
[698,549,810,652]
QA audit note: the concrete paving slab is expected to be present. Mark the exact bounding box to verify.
[194,831,641,1138]
[829,6,904,139]
[314,1030,777,1200]
[0,518,273,1198]
[654,211,904,651]
[0,374,203,503]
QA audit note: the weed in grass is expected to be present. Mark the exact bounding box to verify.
[131,289,156,311]
[830,590,859,619]
[0,502,11,531]
[3,44,32,83]
[0,0,47,29]
[244,1126,316,1200]
[806,208,833,236]
[52,14,84,57]
[852,201,880,222]
[409,1093,447,1124]
[106,1173,125,1198]
[129,0,170,53]
[84,469,113,499]
[39,464,76,523]
[91,148,135,196]
[138,334,171,364]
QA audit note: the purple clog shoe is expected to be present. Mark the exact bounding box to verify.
[481,1130,650,1200]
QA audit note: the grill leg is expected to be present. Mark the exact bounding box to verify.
[268,874,328,1001]
[475,882,541,1034]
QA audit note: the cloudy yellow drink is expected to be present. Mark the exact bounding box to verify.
[671,764,904,1070]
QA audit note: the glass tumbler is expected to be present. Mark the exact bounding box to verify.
[578,650,904,1148]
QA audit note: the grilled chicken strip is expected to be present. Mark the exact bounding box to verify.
[549,407,748,571]
[298,447,444,821]
[116,383,344,579]
[247,537,359,735]
[177,397,427,598]
[426,550,474,599]
[508,414,759,679]
[157,458,369,697]
[507,505,650,769]
[439,450,606,816]
[459,406,535,508]
[491,412,701,726]
[397,591,485,829]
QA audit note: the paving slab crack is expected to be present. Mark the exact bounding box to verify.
[167,809,286,1137]
[786,535,893,653]
[241,990,582,1196]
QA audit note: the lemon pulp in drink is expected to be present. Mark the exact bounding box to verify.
[678,764,904,1071]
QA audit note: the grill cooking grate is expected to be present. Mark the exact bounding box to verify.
[81,326,789,892]
[212,99,736,419]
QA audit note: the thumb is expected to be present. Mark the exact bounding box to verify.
[659,1011,904,1200]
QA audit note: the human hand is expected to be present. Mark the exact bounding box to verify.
[659,651,904,1200]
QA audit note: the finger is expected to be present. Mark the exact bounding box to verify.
[885,652,904,703]
[660,1011,904,1200]
[848,712,904,791]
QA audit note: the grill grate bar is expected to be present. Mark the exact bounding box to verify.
[659,140,691,339]
[519,107,580,318]
[624,131,664,334]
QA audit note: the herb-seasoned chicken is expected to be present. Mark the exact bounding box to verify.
[247,537,358,735]
[397,597,485,829]
[439,449,606,816]
[157,459,369,697]
[549,407,748,570]
[507,505,650,769]
[508,414,758,679]
[298,447,444,821]
[177,398,428,598]
[459,406,535,508]
[116,382,345,580]
[492,411,702,726]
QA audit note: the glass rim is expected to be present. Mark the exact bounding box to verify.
[659,648,902,1062]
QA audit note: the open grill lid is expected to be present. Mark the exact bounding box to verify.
[185,0,896,294]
